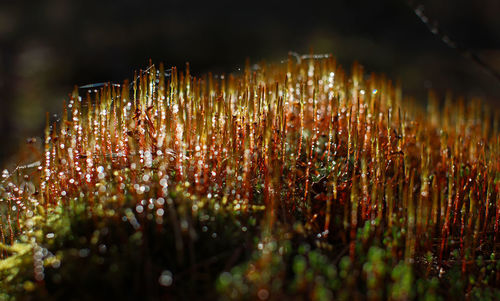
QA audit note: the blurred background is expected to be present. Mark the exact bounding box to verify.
[0,0,499,168]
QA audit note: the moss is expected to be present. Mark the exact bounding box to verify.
[1,54,499,299]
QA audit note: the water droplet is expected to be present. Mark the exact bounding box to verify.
[159,270,173,287]
[257,289,269,300]
[78,249,90,258]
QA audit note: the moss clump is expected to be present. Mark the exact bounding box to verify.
[0,54,499,299]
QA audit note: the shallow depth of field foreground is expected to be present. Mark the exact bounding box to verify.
[0,55,499,300]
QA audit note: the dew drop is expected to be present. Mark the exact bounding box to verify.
[159,270,173,287]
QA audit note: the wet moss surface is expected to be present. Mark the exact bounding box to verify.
[1,55,499,300]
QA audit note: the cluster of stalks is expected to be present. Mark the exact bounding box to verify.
[0,54,499,299]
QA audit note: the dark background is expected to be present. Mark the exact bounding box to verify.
[0,0,499,168]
